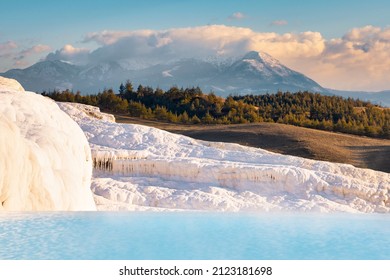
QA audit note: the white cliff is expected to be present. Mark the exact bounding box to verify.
[0,77,96,210]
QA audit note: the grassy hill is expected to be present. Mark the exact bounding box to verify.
[43,85,390,139]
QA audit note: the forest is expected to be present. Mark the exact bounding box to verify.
[42,81,390,139]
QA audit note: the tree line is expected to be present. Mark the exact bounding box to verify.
[42,81,390,139]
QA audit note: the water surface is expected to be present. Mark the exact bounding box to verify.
[0,212,389,260]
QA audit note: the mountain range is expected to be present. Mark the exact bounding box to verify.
[2,51,389,106]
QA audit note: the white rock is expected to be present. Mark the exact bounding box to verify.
[0,76,25,91]
[0,77,96,210]
[60,102,390,213]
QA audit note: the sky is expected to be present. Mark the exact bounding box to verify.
[1,0,390,91]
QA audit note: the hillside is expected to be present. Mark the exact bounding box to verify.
[114,115,390,173]
[43,85,390,139]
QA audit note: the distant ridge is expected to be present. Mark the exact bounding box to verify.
[1,51,325,94]
[1,51,389,106]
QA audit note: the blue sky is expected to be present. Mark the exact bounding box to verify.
[3,0,389,43]
[1,0,390,90]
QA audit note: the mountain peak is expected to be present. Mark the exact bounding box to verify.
[242,51,261,60]
[242,51,281,66]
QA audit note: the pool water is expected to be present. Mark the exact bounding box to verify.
[0,212,389,260]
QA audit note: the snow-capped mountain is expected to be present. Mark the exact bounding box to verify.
[212,51,324,94]
[1,51,326,95]
[3,60,79,92]
[3,51,389,106]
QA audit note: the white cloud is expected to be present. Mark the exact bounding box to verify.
[313,25,390,90]
[228,12,246,20]
[271,20,288,26]
[0,41,18,57]
[17,44,51,59]
[40,25,390,91]
[46,44,90,64]
[79,25,325,64]
[13,44,51,68]
[83,30,138,45]
[0,42,51,71]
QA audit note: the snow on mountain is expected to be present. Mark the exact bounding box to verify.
[79,61,124,81]
[1,51,326,95]
[0,77,96,210]
[117,59,154,71]
[59,102,390,213]
[5,54,389,105]
[162,69,174,77]
[220,51,324,93]
[241,51,290,77]
[201,54,240,69]
[2,60,80,92]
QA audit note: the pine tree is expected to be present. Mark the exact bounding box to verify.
[191,115,201,124]
[119,83,125,98]
[125,80,133,93]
